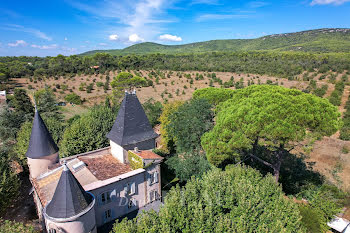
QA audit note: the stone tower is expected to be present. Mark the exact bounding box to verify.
[107,91,158,163]
[26,109,59,178]
[43,163,96,233]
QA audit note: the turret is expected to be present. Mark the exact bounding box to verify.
[26,109,59,178]
[107,91,158,163]
[43,163,96,233]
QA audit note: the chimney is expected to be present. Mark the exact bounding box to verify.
[134,147,138,153]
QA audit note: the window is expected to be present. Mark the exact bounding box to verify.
[100,191,111,205]
[103,209,113,223]
[149,190,159,202]
[124,182,136,195]
[48,229,56,233]
[148,171,159,185]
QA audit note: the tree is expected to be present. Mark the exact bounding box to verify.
[0,145,20,213]
[11,89,33,115]
[158,101,184,153]
[202,85,341,182]
[110,72,147,101]
[113,165,304,232]
[166,152,211,182]
[193,87,234,106]
[60,105,117,157]
[167,98,214,153]
[64,93,82,105]
[34,88,62,120]
[142,98,163,127]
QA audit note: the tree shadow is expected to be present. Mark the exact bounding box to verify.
[244,147,324,195]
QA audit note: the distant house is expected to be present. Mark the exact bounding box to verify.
[0,91,6,105]
[26,91,162,233]
[90,65,100,69]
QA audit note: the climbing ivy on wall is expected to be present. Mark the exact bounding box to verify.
[128,151,143,170]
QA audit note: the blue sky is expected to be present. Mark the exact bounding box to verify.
[1,0,350,56]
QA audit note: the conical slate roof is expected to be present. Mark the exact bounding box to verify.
[26,109,59,159]
[45,164,93,219]
[107,92,158,146]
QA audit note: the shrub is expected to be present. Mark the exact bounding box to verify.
[64,93,82,105]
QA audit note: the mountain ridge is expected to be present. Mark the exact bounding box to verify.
[80,28,350,56]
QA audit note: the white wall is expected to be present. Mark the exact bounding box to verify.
[110,140,125,163]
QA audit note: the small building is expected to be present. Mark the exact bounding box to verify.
[27,91,162,233]
[0,90,6,105]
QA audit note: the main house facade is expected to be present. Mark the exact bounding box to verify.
[26,92,162,233]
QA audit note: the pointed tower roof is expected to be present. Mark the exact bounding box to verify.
[26,109,59,159]
[45,163,93,219]
[107,92,158,146]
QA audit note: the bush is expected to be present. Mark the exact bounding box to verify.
[0,219,37,233]
[64,93,82,105]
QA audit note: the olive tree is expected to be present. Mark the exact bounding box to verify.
[202,85,341,182]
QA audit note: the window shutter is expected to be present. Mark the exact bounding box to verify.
[110,189,117,201]
[154,171,158,183]
[97,194,102,206]
[111,209,116,219]
[147,175,151,186]
[130,182,136,195]
[132,199,137,207]
[102,212,106,223]
[124,184,128,195]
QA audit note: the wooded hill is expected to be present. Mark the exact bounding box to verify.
[81,28,350,56]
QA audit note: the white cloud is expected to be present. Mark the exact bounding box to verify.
[159,34,182,41]
[109,34,119,41]
[64,37,68,41]
[69,0,175,42]
[99,43,108,46]
[311,0,350,5]
[129,33,144,43]
[8,40,27,47]
[1,24,52,41]
[31,44,58,49]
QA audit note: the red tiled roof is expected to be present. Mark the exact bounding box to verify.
[134,150,163,160]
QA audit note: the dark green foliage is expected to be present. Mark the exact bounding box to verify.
[11,89,33,116]
[113,165,305,233]
[0,145,20,213]
[166,152,211,182]
[34,88,63,120]
[313,84,328,97]
[328,81,345,106]
[167,99,214,153]
[64,93,82,105]
[61,105,117,157]
[142,98,163,127]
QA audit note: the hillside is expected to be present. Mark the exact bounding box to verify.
[81,28,350,56]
